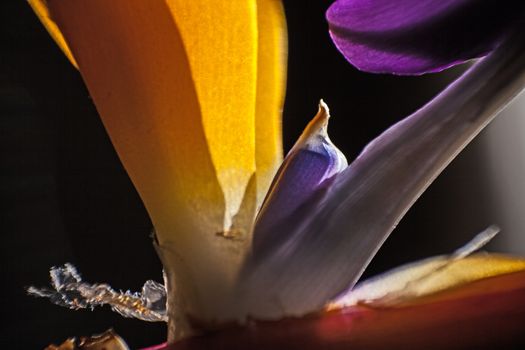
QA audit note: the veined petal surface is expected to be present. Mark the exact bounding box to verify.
[327,0,525,74]
[164,0,258,230]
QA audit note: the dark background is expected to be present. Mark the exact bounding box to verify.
[0,1,508,348]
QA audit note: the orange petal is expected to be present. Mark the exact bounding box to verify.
[163,0,259,230]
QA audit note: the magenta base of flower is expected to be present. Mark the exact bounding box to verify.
[143,271,525,350]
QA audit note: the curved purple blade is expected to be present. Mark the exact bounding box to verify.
[253,101,347,254]
[327,0,525,75]
[238,31,525,319]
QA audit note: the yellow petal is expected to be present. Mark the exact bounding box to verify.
[27,0,77,67]
[164,0,258,230]
[254,0,287,209]
[336,253,525,307]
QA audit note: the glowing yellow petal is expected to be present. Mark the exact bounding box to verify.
[164,0,258,229]
[254,0,287,208]
[337,253,525,307]
[27,0,77,67]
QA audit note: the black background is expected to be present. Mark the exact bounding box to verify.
[0,1,502,348]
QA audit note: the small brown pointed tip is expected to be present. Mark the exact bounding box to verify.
[292,100,334,149]
[45,329,129,350]
[318,99,330,119]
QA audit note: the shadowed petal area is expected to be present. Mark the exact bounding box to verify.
[149,269,525,350]
[327,0,525,74]
[163,0,259,230]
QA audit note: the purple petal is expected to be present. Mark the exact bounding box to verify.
[253,101,347,253]
[326,0,525,75]
[238,31,525,319]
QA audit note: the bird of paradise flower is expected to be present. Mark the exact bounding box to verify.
[28,0,525,349]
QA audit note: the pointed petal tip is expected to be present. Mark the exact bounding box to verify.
[299,101,331,144]
[28,0,78,68]
[318,99,330,117]
[452,225,499,259]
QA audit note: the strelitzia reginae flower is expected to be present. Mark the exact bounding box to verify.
[27,0,525,349]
